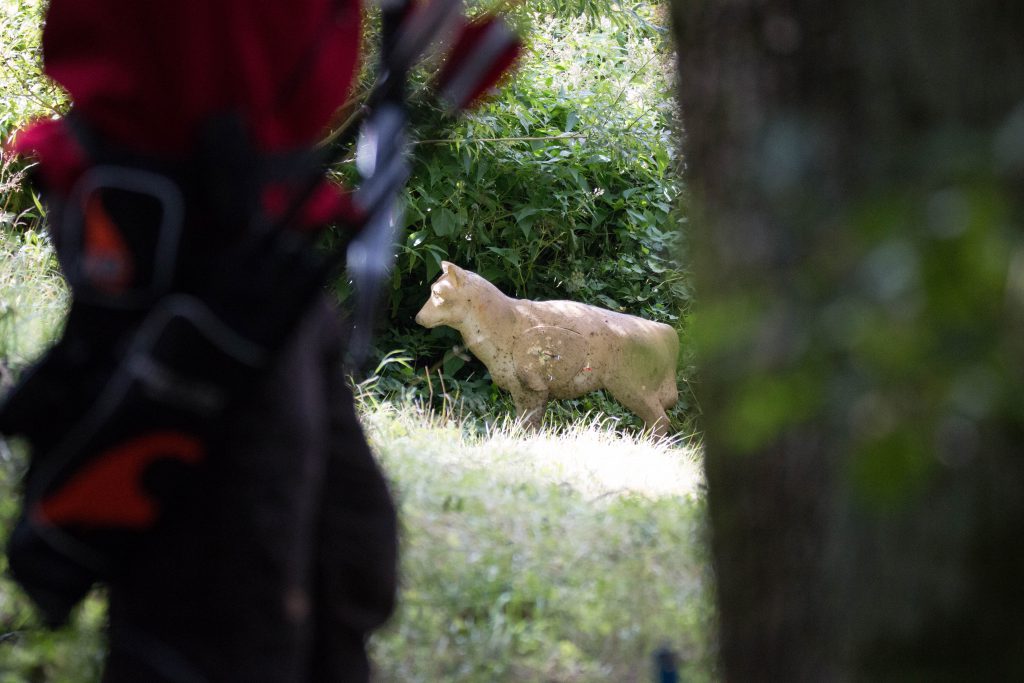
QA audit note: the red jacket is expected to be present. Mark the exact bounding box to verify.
[15,0,361,209]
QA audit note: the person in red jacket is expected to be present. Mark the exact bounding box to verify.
[7,1,399,681]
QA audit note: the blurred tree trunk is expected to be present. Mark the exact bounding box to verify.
[670,1,1024,680]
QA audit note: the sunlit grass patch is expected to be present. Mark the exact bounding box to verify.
[364,402,704,501]
[0,225,67,374]
[363,402,715,683]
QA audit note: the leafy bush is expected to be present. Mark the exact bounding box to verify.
[0,0,65,138]
[398,12,681,305]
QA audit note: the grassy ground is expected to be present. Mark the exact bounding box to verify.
[0,208,68,381]
[364,404,714,682]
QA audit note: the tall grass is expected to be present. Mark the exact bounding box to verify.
[0,212,67,378]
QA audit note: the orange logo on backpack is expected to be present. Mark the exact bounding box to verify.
[82,195,135,294]
[33,431,206,529]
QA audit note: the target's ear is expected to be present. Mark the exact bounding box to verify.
[441,261,462,286]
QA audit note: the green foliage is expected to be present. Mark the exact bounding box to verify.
[836,179,1023,506]
[1,0,67,238]
[0,0,65,139]
[396,10,681,310]
[508,0,669,34]
[698,140,1024,507]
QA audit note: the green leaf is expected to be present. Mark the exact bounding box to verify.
[443,354,466,376]
[431,207,459,237]
[514,206,541,221]
[30,190,45,217]
[565,110,580,132]
[407,230,428,248]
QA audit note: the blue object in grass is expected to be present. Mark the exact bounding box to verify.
[654,646,678,683]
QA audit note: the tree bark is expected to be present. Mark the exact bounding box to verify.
[670,1,1024,680]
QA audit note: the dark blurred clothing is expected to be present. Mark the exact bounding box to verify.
[102,298,397,683]
[40,0,361,154]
